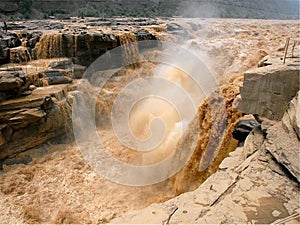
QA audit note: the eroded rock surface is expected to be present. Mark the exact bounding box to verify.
[237,64,300,120]
[0,84,75,165]
[266,91,300,182]
[0,71,31,101]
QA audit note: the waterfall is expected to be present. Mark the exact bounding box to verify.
[36,33,63,59]
[119,32,139,66]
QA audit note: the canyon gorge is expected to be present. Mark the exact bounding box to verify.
[0,16,299,224]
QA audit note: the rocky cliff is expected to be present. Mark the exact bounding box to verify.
[0,19,159,66]
[0,0,299,19]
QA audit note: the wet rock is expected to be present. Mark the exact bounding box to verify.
[0,155,32,169]
[134,29,158,50]
[0,32,22,64]
[41,96,54,113]
[72,64,87,79]
[45,23,65,30]
[47,75,72,85]
[0,84,75,160]
[0,46,10,64]
[0,71,30,100]
[5,24,26,31]
[10,46,31,63]
[187,22,200,31]
[0,72,24,92]
[167,23,183,31]
[29,85,37,91]
[0,33,21,49]
[65,32,119,66]
[134,29,157,41]
[232,119,260,144]
[166,23,187,38]
[24,31,43,49]
[49,59,72,69]
[48,60,86,79]
[1,25,162,66]
[89,21,112,27]
[44,70,73,85]
[1,108,46,130]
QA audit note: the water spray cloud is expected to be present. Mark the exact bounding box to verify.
[72,40,227,186]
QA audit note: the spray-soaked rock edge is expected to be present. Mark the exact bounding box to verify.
[111,61,300,224]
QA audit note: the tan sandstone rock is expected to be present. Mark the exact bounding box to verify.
[238,64,300,120]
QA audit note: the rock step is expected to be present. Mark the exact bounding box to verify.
[0,84,73,111]
[0,84,75,162]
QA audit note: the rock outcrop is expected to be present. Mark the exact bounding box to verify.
[0,21,160,67]
[237,64,300,120]
[266,91,300,182]
[0,56,89,166]
[0,71,31,101]
[0,84,75,166]
[0,31,21,64]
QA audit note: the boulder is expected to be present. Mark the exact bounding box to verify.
[237,64,300,121]
[237,63,300,182]
[166,23,189,38]
[48,60,86,79]
[0,72,24,92]
[134,29,158,50]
